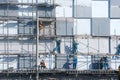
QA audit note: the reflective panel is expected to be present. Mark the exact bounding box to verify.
[74,19,91,35]
[110,6,120,18]
[110,0,120,6]
[74,0,92,18]
[56,18,74,35]
[92,1,108,17]
[92,18,110,36]
[110,19,120,35]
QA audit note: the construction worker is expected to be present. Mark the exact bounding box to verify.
[100,57,105,69]
[113,44,120,59]
[100,56,109,70]
[39,21,43,30]
[73,54,77,69]
[63,60,71,69]
[53,40,61,53]
[40,60,46,69]
[104,56,109,70]
[72,39,79,54]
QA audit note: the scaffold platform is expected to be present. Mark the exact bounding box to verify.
[0,69,118,80]
[0,69,118,74]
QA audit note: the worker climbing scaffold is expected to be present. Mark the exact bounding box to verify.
[72,39,79,69]
[53,40,61,53]
[113,44,120,59]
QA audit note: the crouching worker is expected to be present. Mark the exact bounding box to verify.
[40,60,46,69]
[63,60,71,69]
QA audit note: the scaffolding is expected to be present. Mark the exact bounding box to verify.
[0,0,120,80]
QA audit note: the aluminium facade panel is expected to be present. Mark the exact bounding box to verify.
[92,1,108,17]
[110,0,120,5]
[110,19,120,35]
[74,0,91,18]
[0,5,18,17]
[74,19,91,35]
[55,6,72,17]
[56,18,66,35]
[74,6,92,18]
[56,18,74,35]
[1,0,18,2]
[38,7,55,17]
[110,6,120,18]
[18,26,33,34]
[92,18,110,36]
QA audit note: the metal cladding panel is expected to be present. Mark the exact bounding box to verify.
[0,22,18,34]
[7,10,18,17]
[56,18,74,35]
[110,19,120,35]
[38,7,55,17]
[1,0,18,2]
[74,6,92,18]
[92,1,108,17]
[74,19,91,35]
[56,18,66,35]
[0,11,5,16]
[56,6,72,17]
[18,25,24,34]
[19,56,36,69]
[110,6,120,18]
[110,0,120,5]
[66,18,74,35]
[0,5,18,16]
[18,27,33,34]
[55,0,72,6]
[0,55,18,69]
[92,18,110,36]
[25,27,31,34]
[18,6,36,17]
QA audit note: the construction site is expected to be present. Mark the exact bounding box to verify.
[0,0,120,80]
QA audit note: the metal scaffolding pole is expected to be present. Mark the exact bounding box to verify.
[36,0,39,80]
[36,13,39,80]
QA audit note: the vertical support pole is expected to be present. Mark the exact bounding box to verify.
[108,37,111,69]
[108,37,111,54]
[98,26,100,70]
[17,55,20,69]
[36,0,39,79]
[55,54,57,69]
[87,35,89,69]
[72,0,74,17]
